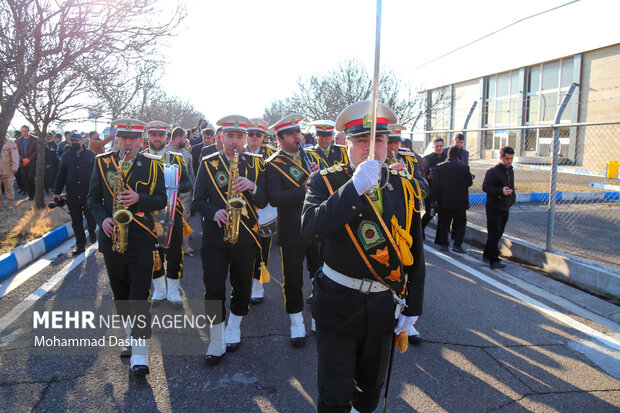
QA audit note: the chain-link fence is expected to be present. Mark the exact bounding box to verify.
[414,121,620,270]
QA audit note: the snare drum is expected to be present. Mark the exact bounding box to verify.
[257,203,278,238]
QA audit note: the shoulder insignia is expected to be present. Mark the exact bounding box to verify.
[334,144,346,149]
[142,153,161,160]
[202,151,220,162]
[266,151,281,163]
[264,144,276,151]
[244,152,263,158]
[167,151,182,157]
[320,169,328,175]
[390,169,398,175]
[96,150,115,158]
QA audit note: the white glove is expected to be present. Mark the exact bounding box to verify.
[351,160,381,195]
[395,315,418,334]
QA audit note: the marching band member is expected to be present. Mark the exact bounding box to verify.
[266,114,322,347]
[244,118,276,305]
[146,122,193,305]
[193,115,268,365]
[87,119,166,377]
[302,101,426,412]
[310,120,349,167]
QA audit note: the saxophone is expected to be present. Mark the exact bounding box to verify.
[112,150,134,253]
[223,148,246,244]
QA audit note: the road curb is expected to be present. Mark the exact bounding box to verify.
[460,222,620,300]
[468,191,619,205]
[0,222,75,282]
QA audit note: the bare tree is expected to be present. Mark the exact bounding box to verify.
[0,0,185,154]
[262,98,297,127]
[127,89,205,128]
[89,59,162,120]
[263,59,426,126]
[18,64,89,208]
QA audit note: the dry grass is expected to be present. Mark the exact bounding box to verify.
[0,196,71,254]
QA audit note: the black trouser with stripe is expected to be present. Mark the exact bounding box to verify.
[316,329,392,413]
[103,249,154,339]
[153,214,184,280]
[202,244,256,320]
[281,244,322,314]
[253,236,273,280]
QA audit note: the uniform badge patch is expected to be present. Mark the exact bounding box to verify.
[105,171,117,188]
[215,171,228,188]
[289,166,302,181]
[358,220,385,251]
[363,114,372,128]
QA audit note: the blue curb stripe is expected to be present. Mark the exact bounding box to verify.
[605,191,620,201]
[43,225,69,252]
[0,254,18,282]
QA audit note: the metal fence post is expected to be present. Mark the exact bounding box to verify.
[546,83,577,252]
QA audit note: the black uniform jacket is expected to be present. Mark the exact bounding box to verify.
[302,165,426,334]
[266,150,313,247]
[430,158,473,210]
[483,163,516,211]
[200,143,218,159]
[87,151,167,254]
[313,144,349,167]
[54,149,96,199]
[193,151,268,248]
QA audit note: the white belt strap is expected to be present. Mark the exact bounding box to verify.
[322,264,389,294]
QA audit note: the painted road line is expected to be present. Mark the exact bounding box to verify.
[457,251,620,337]
[425,245,620,352]
[0,239,75,299]
[0,244,97,336]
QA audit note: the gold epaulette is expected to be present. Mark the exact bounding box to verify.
[167,151,183,157]
[319,165,346,175]
[265,151,281,163]
[389,169,412,179]
[201,151,220,162]
[398,149,418,160]
[264,144,277,151]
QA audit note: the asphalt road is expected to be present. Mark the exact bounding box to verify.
[0,215,619,412]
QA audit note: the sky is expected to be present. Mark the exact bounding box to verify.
[11,0,620,133]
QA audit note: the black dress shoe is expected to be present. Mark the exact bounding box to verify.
[131,365,149,376]
[452,246,466,254]
[120,346,132,358]
[72,247,86,256]
[291,337,306,348]
[439,245,449,252]
[89,233,97,243]
[250,297,263,305]
[408,334,422,346]
[226,342,241,352]
[205,354,224,366]
[490,261,506,269]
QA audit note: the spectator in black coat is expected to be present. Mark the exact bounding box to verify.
[431,146,473,252]
[421,137,447,235]
[482,146,516,269]
[442,133,470,166]
[53,133,97,255]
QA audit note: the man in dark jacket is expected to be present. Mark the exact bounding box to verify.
[431,146,473,253]
[53,133,97,255]
[482,146,516,269]
[16,125,39,200]
[421,137,447,235]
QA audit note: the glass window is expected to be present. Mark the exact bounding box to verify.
[510,98,520,124]
[542,61,560,90]
[541,92,557,122]
[497,72,510,97]
[527,95,539,123]
[484,130,494,149]
[486,101,495,125]
[524,129,537,151]
[561,60,574,88]
[495,99,508,124]
[508,130,517,149]
[529,66,540,92]
[488,76,496,98]
[511,71,520,95]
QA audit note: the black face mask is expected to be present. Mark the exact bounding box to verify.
[71,142,82,151]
